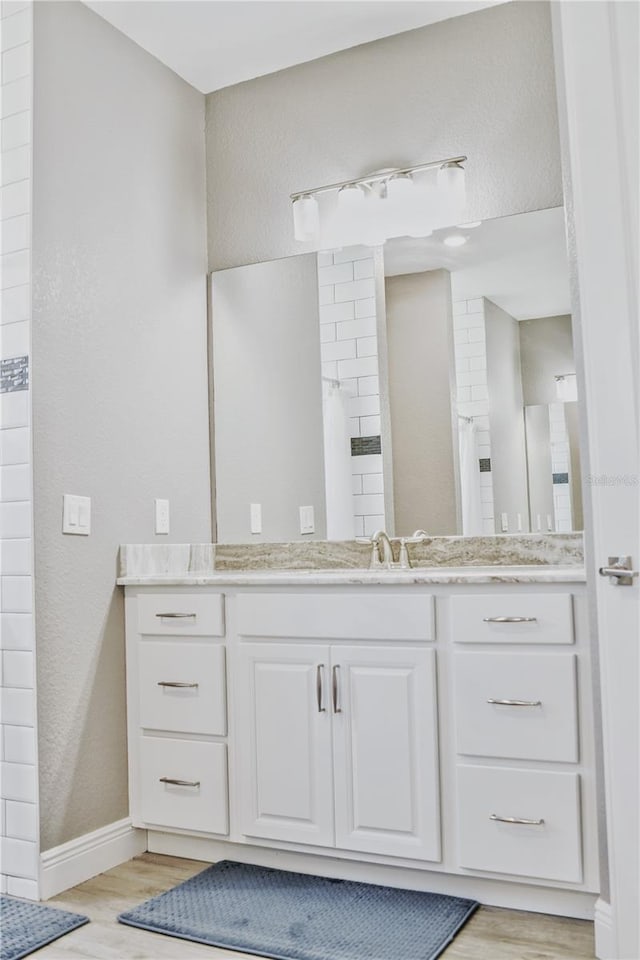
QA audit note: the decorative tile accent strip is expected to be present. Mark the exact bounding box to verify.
[553,473,570,485]
[1,356,29,393]
[351,435,382,457]
[479,458,492,473]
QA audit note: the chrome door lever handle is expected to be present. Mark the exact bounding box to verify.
[598,556,639,586]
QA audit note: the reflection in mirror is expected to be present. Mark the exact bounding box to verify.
[210,206,581,543]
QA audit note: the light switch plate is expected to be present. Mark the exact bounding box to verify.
[154,498,170,535]
[299,505,315,535]
[63,495,91,535]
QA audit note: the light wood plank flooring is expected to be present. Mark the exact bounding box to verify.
[36,853,596,959]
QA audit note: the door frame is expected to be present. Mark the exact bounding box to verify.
[551,3,639,958]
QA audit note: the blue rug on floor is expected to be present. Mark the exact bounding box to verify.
[118,860,479,960]
[0,895,89,960]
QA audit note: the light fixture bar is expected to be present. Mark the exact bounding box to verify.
[290,155,467,202]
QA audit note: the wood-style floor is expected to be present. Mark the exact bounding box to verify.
[38,853,596,959]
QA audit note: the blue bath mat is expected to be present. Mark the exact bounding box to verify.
[0,895,89,960]
[118,860,478,960]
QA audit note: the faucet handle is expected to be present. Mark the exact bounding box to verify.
[355,537,383,568]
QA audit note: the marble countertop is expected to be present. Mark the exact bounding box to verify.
[117,565,586,586]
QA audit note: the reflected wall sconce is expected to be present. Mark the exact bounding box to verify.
[555,373,578,402]
[291,155,467,248]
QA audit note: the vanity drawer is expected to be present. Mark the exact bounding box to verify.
[451,594,574,645]
[138,641,226,736]
[236,593,434,641]
[137,593,225,637]
[457,765,582,883]
[454,652,578,762]
[139,736,228,835]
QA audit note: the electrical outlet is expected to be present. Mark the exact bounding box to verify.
[250,503,262,534]
[500,512,509,532]
[299,505,315,535]
[155,498,170,535]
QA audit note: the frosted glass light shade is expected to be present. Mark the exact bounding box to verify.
[385,174,415,238]
[292,194,320,242]
[336,184,367,245]
[437,162,466,225]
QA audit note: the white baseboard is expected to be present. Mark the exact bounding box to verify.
[40,817,147,900]
[594,898,616,959]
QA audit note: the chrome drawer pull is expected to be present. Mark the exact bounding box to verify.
[490,814,545,826]
[159,777,200,788]
[155,612,197,619]
[157,681,199,689]
[483,616,537,623]
[316,664,326,713]
[487,698,542,707]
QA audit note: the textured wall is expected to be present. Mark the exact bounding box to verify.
[205,1,562,270]
[212,254,326,543]
[32,2,210,850]
[385,270,458,536]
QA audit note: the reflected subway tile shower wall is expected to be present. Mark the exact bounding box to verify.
[318,248,385,537]
[453,298,496,535]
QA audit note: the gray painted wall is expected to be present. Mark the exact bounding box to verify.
[385,270,458,536]
[205,2,562,270]
[32,2,210,850]
[212,255,326,542]
[520,314,575,406]
[484,298,530,532]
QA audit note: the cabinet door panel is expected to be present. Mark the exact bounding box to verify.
[332,646,440,861]
[237,642,333,846]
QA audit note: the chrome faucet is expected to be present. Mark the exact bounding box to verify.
[370,530,394,568]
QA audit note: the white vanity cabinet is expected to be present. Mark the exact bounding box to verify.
[450,592,587,886]
[124,589,229,837]
[122,575,599,919]
[236,641,439,861]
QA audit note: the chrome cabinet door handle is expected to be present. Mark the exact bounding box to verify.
[332,665,342,713]
[155,612,197,619]
[487,698,542,707]
[159,777,200,788]
[157,681,199,689]
[483,616,537,623]
[316,664,326,713]
[490,813,544,826]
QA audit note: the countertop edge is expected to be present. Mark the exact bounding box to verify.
[117,567,587,587]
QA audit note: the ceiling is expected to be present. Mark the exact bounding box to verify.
[83,0,503,94]
[384,206,570,321]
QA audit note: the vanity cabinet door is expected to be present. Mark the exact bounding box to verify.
[332,646,440,862]
[236,642,334,847]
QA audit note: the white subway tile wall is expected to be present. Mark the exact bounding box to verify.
[452,299,495,534]
[317,249,384,537]
[549,401,573,532]
[0,1,38,897]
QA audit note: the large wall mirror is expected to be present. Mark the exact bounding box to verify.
[210,206,582,543]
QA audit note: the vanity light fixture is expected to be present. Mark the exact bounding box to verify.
[291,155,467,247]
[555,373,578,402]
